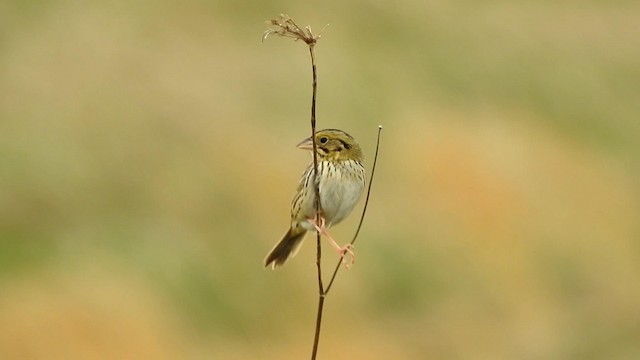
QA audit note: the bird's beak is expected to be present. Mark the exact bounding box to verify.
[296,137,314,151]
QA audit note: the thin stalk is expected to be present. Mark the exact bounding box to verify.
[309,43,325,360]
[325,126,382,294]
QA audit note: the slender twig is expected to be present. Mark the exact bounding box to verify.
[308,42,325,360]
[325,126,382,294]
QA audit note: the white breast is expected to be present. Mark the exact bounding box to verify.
[318,160,365,226]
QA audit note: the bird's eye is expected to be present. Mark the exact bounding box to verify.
[319,137,328,144]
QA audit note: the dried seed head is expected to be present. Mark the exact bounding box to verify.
[262,14,327,45]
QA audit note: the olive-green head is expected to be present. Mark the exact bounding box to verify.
[296,129,363,162]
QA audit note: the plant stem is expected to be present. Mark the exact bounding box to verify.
[308,43,325,360]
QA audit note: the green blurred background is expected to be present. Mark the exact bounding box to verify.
[1,0,639,359]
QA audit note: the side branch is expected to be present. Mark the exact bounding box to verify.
[325,125,383,294]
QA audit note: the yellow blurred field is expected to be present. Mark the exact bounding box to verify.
[1,0,639,359]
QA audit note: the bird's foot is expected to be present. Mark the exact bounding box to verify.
[308,216,355,268]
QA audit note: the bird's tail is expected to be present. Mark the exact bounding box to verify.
[264,226,307,269]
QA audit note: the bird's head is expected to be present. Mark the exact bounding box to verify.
[296,129,363,162]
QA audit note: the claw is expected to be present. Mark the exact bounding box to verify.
[340,244,355,268]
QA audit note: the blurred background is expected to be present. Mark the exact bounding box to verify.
[1,0,639,359]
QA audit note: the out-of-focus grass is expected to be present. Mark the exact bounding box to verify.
[1,0,639,359]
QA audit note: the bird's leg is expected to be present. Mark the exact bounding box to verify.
[308,216,355,267]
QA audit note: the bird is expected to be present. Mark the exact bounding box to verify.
[264,129,366,269]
